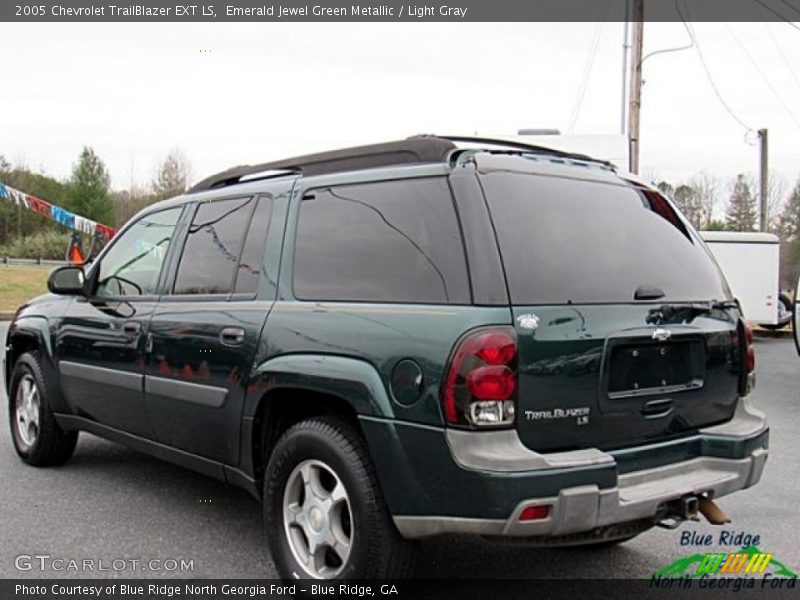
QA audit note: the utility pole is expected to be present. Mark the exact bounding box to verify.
[758,128,768,232]
[627,0,644,173]
[620,2,630,135]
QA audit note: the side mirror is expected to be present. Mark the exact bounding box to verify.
[48,265,86,296]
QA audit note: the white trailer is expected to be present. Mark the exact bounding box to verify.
[794,276,799,355]
[700,231,790,328]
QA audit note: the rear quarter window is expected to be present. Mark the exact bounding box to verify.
[293,177,470,304]
[480,172,730,305]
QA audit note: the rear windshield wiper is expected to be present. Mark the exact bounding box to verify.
[646,300,738,324]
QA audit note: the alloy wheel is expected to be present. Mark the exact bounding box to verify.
[282,459,353,578]
[15,374,41,448]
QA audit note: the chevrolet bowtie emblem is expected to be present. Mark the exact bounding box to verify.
[652,328,672,341]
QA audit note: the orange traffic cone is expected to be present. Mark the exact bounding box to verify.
[66,233,86,264]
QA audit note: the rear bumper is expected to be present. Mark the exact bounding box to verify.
[393,449,767,539]
[359,397,768,540]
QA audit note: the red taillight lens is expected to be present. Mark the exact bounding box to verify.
[743,322,755,373]
[736,320,756,396]
[475,332,517,365]
[467,366,516,400]
[443,327,517,428]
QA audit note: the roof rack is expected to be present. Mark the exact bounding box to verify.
[188,134,612,193]
[188,137,456,193]
[436,135,615,168]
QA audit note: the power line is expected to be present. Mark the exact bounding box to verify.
[567,0,610,133]
[719,19,800,129]
[751,0,800,32]
[679,2,754,133]
[777,0,800,18]
[764,22,800,91]
[639,1,695,68]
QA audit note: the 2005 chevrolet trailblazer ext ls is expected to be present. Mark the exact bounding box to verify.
[5,136,768,579]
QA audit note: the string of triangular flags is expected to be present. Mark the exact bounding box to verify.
[0,181,117,239]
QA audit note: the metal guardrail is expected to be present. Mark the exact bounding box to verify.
[1,256,66,266]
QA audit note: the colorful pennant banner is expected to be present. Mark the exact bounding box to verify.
[0,181,117,239]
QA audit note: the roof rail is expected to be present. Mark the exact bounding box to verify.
[435,135,614,168]
[188,134,613,193]
[189,167,300,192]
[188,137,456,193]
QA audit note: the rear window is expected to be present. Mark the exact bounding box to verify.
[481,173,729,305]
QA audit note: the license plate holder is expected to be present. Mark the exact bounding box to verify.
[607,339,704,398]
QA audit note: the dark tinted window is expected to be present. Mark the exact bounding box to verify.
[293,178,470,304]
[96,208,182,298]
[173,197,254,295]
[234,196,273,295]
[481,173,730,304]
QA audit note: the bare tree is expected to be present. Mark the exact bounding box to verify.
[689,171,719,229]
[112,186,156,226]
[152,148,192,201]
[673,184,703,228]
[777,179,800,241]
[641,167,660,186]
[765,170,787,233]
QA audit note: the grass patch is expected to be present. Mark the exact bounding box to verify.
[0,265,52,313]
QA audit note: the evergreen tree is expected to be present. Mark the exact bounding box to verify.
[704,219,728,231]
[68,146,114,225]
[724,174,757,232]
[656,181,674,197]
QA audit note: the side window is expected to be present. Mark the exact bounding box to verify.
[234,196,273,295]
[293,178,470,304]
[173,197,254,295]
[96,207,182,298]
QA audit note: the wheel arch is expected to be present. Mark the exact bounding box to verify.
[243,354,396,494]
[5,317,54,396]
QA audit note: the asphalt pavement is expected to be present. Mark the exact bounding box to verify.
[0,321,798,579]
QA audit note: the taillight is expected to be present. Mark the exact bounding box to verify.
[744,322,755,373]
[736,320,756,396]
[443,327,517,428]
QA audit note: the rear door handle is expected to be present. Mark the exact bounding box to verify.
[220,327,246,347]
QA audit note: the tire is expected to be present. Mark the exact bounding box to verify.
[760,293,793,330]
[8,352,78,466]
[263,416,417,580]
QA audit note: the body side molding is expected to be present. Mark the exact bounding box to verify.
[60,360,142,392]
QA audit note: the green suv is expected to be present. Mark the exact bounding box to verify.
[4,136,768,579]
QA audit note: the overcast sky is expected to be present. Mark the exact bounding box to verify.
[1,22,799,194]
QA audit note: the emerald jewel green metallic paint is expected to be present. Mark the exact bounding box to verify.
[511,304,741,452]
[3,154,769,526]
[257,302,512,425]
